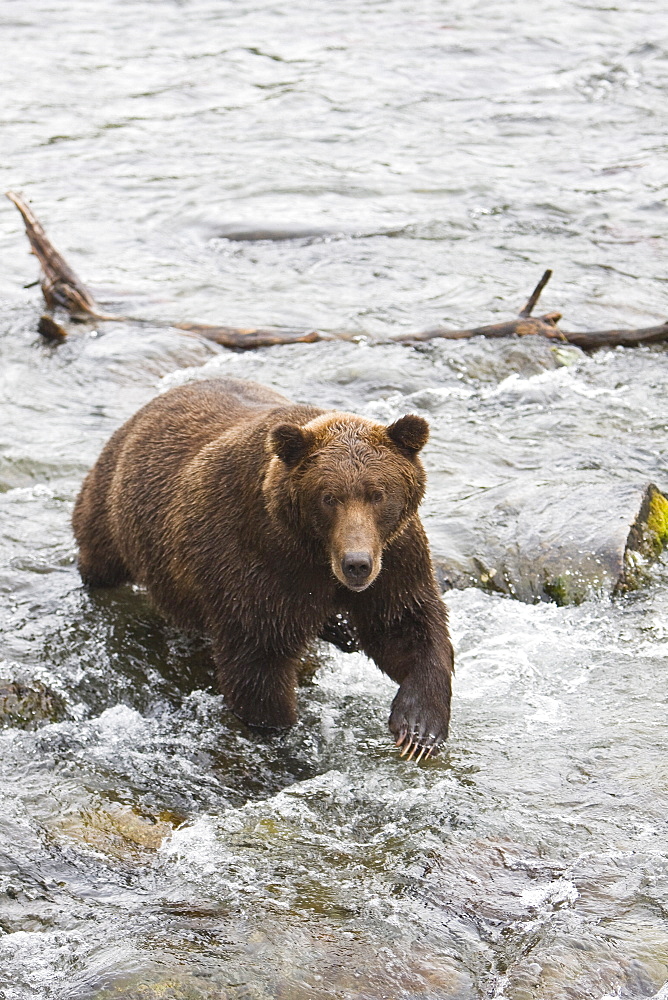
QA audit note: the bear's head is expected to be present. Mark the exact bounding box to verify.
[264,412,429,591]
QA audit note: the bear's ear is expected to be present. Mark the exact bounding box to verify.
[270,423,315,467]
[386,414,429,454]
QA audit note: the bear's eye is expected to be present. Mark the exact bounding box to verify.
[322,493,338,507]
[369,490,384,504]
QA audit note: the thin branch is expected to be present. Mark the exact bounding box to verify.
[519,268,552,317]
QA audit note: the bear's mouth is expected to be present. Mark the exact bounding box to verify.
[343,579,374,592]
[331,552,381,592]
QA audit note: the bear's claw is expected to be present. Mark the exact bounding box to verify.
[389,677,449,762]
[395,729,439,762]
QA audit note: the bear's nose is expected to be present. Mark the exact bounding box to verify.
[342,552,372,583]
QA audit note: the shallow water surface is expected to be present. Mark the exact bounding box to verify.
[1,1,668,997]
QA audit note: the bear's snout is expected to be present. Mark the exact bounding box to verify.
[341,551,373,587]
[329,500,382,591]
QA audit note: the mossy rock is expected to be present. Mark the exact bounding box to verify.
[624,485,668,588]
[0,679,66,729]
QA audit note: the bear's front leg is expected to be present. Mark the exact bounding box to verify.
[350,531,454,760]
[354,598,453,760]
[387,637,452,760]
[211,630,301,730]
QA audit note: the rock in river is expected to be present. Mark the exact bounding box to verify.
[0,679,65,730]
[428,476,668,605]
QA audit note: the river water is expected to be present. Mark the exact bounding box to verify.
[1,1,668,998]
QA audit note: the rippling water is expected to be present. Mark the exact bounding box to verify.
[1,1,668,997]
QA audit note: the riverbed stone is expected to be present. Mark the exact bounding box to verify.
[0,679,66,729]
[94,980,214,1000]
[54,803,173,862]
[427,477,668,605]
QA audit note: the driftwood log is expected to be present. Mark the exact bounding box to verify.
[7,191,668,351]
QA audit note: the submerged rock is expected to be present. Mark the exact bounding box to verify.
[53,803,174,862]
[212,222,343,242]
[94,980,212,1000]
[205,222,407,243]
[0,679,65,729]
[428,477,668,605]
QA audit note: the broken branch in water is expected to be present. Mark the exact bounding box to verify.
[6,191,113,320]
[7,191,668,351]
[6,192,335,349]
[519,268,553,318]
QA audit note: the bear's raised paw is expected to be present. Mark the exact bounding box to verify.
[389,675,450,762]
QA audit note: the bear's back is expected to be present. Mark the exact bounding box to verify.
[73,378,322,625]
[113,378,300,551]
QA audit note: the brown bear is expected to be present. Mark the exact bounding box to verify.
[72,378,453,759]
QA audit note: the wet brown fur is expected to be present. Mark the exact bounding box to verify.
[72,378,453,752]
